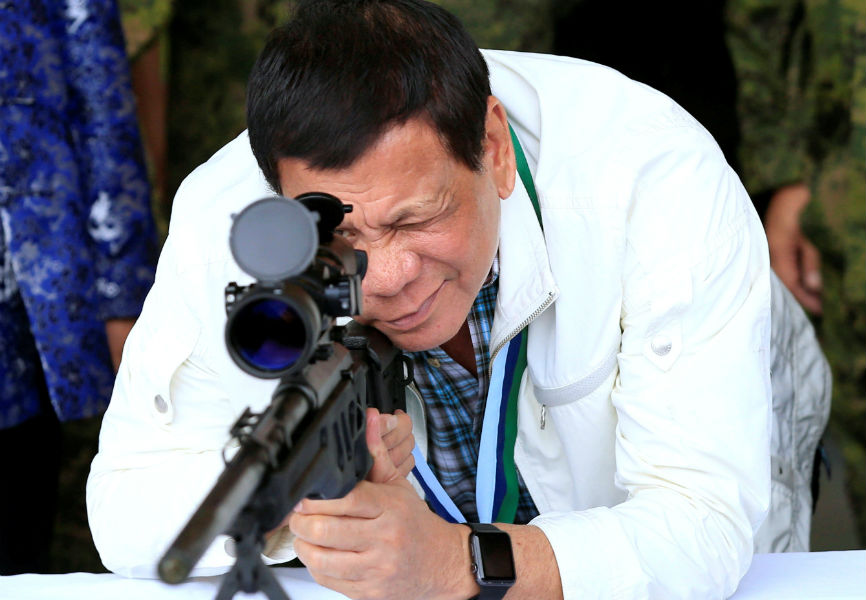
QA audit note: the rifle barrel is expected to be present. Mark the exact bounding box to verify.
[158,392,310,583]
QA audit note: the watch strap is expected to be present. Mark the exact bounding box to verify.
[473,586,509,600]
[468,522,501,534]
[467,523,514,600]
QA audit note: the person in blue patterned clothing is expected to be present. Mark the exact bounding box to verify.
[0,0,156,574]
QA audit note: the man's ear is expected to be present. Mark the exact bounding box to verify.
[483,96,516,199]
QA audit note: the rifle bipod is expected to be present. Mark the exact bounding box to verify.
[215,528,290,600]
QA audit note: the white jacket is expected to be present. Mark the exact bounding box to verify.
[87,50,773,599]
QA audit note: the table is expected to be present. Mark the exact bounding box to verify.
[0,551,862,599]
[0,566,346,600]
[731,551,863,599]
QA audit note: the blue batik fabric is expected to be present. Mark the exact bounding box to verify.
[407,256,539,524]
[0,0,157,428]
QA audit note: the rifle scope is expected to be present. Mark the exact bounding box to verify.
[224,193,366,378]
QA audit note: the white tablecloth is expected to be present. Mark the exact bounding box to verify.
[0,566,346,600]
[0,551,862,599]
[731,551,864,599]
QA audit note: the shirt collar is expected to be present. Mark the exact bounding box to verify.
[482,253,500,289]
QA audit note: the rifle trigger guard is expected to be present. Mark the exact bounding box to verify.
[399,354,415,387]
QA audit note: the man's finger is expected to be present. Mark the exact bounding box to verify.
[393,452,416,478]
[366,408,402,483]
[379,411,400,437]
[389,431,416,470]
[290,513,375,551]
[295,481,383,518]
[293,537,367,583]
[380,409,411,448]
[792,239,822,314]
[795,288,823,315]
[799,240,823,293]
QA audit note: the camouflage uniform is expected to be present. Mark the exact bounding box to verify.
[727,0,866,543]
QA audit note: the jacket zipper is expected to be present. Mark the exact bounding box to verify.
[488,291,556,429]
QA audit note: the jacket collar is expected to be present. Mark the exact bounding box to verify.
[491,172,559,356]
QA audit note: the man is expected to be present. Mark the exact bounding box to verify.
[88,0,774,597]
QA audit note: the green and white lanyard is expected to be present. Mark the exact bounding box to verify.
[410,124,542,524]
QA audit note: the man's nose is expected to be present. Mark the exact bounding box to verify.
[360,240,421,298]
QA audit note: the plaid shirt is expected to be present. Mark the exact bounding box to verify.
[407,257,539,524]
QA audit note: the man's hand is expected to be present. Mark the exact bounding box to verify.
[266,407,415,542]
[287,406,475,600]
[289,489,565,600]
[105,318,136,372]
[764,183,822,314]
[365,407,415,482]
[288,407,564,600]
[290,479,474,600]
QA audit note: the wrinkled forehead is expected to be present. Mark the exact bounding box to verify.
[275,119,465,213]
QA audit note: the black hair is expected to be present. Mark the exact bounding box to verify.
[246,0,491,193]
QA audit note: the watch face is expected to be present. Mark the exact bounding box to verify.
[472,531,516,583]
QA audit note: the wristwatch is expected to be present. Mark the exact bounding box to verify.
[467,523,516,599]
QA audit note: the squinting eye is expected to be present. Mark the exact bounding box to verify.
[398,221,428,231]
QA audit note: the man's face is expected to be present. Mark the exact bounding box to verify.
[277,100,515,351]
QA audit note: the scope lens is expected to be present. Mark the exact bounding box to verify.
[229,297,308,373]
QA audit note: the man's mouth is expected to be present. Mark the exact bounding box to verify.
[380,282,445,332]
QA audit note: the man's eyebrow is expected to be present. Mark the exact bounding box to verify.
[337,191,450,232]
[390,193,451,223]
